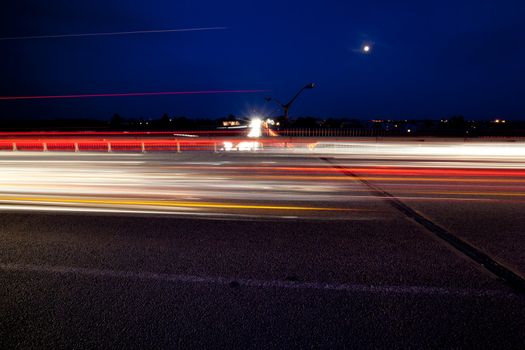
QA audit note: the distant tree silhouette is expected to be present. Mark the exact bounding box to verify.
[324,118,343,128]
[449,115,465,128]
[110,113,122,129]
[160,113,170,129]
[293,117,318,128]
[449,115,466,134]
[173,116,191,129]
[341,119,364,128]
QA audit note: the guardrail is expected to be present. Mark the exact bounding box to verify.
[1,136,525,154]
[276,128,385,137]
[0,139,225,153]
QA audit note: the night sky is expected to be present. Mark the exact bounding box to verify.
[1,0,524,120]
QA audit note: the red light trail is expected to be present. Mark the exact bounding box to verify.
[0,90,269,101]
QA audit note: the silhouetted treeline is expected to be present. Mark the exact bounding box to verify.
[1,113,525,136]
[109,113,219,130]
[0,114,224,131]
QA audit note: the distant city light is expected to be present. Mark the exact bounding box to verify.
[222,120,241,127]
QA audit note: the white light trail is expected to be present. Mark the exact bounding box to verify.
[0,27,227,41]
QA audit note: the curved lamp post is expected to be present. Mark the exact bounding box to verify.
[265,83,315,124]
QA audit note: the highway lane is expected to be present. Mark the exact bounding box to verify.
[0,152,393,220]
[1,150,525,348]
[1,149,525,279]
[326,155,525,277]
[2,212,525,349]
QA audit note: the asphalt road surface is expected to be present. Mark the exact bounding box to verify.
[1,150,525,349]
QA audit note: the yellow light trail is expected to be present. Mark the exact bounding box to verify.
[0,196,366,212]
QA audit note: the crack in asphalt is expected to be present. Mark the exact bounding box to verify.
[321,157,525,297]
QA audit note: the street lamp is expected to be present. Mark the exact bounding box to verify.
[265,83,315,125]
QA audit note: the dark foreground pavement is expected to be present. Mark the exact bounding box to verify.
[1,212,524,349]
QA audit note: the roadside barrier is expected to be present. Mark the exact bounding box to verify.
[0,139,229,153]
[1,136,524,154]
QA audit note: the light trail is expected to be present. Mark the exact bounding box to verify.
[0,195,358,212]
[0,89,269,101]
[1,145,525,218]
[0,131,242,136]
[0,153,391,219]
[2,139,525,167]
[154,165,525,177]
[0,27,227,41]
[419,191,525,197]
[210,175,525,183]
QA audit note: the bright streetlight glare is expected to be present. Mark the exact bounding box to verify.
[363,45,371,53]
[248,118,262,138]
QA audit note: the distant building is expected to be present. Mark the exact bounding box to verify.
[222,120,242,127]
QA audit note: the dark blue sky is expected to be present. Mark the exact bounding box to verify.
[1,0,524,120]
